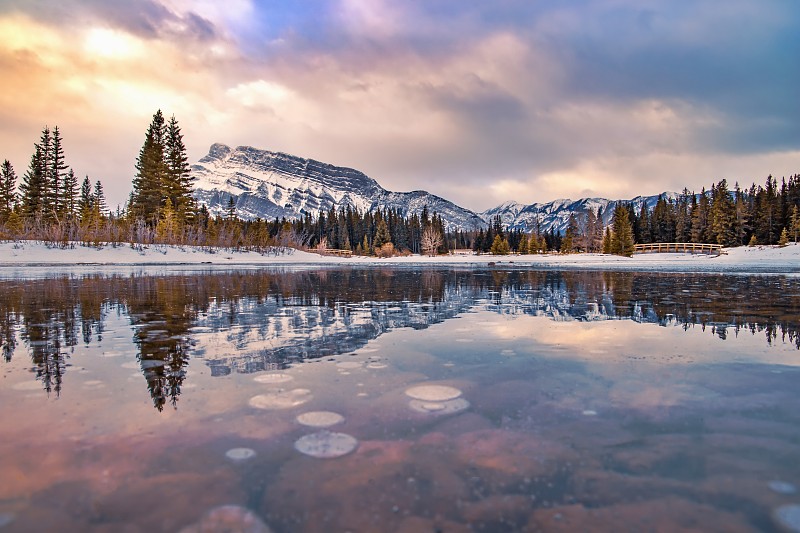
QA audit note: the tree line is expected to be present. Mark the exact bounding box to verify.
[1,110,798,255]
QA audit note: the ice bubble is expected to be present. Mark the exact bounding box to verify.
[225,447,256,462]
[296,411,345,428]
[774,504,800,532]
[248,389,312,410]
[339,371,351,375]
[83,380,105,388]
[405,384,462,402]
[140,359,166,369]
[357,392,368,397]
[178,504,272,533]
[294,430,358,459]
[336,361,362,369]
[455,338,474,343]
[500,349,515,356]
[769,481,798,495]
[121,361,140,369]
[253,373,293,384]
[366,362,387,369]
[409,398,470,415]
[582,410,598,416]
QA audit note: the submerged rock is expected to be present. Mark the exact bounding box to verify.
[178,504,272,533]
[294,431,358,458]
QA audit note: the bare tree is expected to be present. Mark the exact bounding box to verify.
[421,226,442,256]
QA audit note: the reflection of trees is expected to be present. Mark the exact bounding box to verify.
[1,269,798,404]
[126,278,198,411]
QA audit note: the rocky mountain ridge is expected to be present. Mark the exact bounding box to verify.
[191,144,675,234]
[191,144,485,231]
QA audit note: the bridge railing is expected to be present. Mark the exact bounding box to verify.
[320,248,353,257]
[633,243,722,255]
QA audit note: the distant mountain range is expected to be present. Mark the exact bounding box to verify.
[191,144,674,234]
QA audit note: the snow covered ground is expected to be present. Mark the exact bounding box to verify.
[0,240,798,275]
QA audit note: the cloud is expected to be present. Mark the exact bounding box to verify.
[0,0,797,212]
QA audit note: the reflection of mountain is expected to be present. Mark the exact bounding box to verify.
[0,269,798,405]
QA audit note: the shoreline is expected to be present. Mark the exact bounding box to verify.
[0,240,798,275]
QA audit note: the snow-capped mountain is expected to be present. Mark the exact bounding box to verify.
[191,143,681,235]
[191,144,485,231]
[481,193,679,234]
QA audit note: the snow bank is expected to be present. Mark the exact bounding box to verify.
[0,240,797,275]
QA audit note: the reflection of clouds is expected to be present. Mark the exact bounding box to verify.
[608,381,718,411]
[481,312,800,368]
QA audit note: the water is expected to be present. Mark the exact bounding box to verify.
[0,268,799,532]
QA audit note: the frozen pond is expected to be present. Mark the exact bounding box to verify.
[0,267,799,532]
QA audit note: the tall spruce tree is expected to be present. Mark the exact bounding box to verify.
[164,115,195,220]
[20,143,46,219]
[0,160,16,221]
[131,110,168,224]
[710,179,736,246]
[78,176,93,223]
[93,180,107,216]
[49,126,68,219]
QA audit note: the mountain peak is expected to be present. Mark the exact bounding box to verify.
[191,144,483,231]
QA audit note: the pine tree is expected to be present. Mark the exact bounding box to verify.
[131,110,168,224]
[518,233,529,255]
[0,159,17,221]
[373,218,391,249]
[636,202,651,244]
[37,127,54,220]
[710,179,736,246]
[20,144,46,219]
[62,169,78,219]
[778,227,789,247]
[791,205,800,243]
[560,213,578,253]
[164,115,195,221]
[50,126,68,219]
[156,197,178,243]
[611,204,635,257]
[602,226,612,253]
[489,234,510,255]
[93,180,107,216]
[734,184,751,245]
[675,189,692,242]
[691,189,710,243]
[78,176,93,223]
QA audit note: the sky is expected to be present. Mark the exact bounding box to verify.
[0,0,798,212]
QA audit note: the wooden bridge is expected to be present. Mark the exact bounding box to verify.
[633,243,723,255]
[320,248,353,257]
